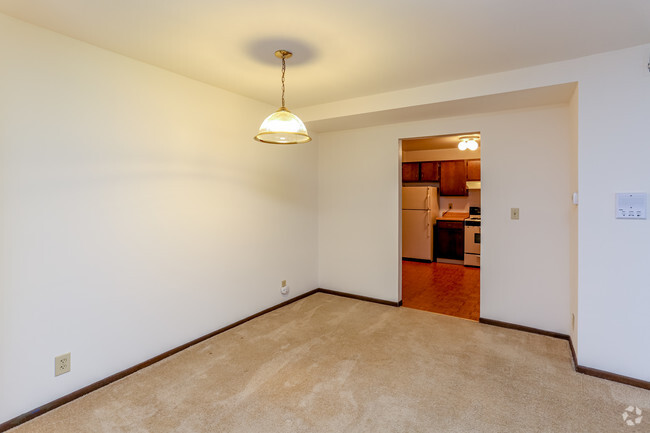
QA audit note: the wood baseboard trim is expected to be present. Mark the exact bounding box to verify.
[567,334,578,369]
[479,317,650,391]
[316,288,402,307]
[402,258,433,263]
[478,318,571,341]
[0,289,320,432]
[575,365,650,390]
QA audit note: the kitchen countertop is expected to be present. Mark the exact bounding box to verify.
[437,211,469,222]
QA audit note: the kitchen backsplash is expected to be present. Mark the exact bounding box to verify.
[438,190,481,215]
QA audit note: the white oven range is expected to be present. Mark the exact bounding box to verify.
[464,206,480,267]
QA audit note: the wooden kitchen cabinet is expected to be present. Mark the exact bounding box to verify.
[436,220,464,260]
[419,161,440,181]
[467,159,481,181]
[402,163,420,182]
[440,160,467,196]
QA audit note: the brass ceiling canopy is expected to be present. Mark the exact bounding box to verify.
[275,49,292,60]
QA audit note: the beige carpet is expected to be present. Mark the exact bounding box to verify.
[10,293,650,432]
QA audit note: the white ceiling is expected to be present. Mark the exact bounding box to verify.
[1,1,649,109]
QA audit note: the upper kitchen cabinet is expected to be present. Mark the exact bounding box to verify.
[467,159,481,181]
[440,160,467,196]
[419,161,440,182]
[402,162,420,182]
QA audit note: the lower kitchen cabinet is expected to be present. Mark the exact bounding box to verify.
[436,221,464,260]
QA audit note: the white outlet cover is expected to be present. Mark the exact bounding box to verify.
[55,353,71,376]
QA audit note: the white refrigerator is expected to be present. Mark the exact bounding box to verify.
[402,186,439,261]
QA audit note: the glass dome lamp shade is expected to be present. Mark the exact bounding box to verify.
[458,140,468,151]
[467,139,479,151]
[255,107,311,144]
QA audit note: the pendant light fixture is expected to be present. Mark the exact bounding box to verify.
[254,50,312,144]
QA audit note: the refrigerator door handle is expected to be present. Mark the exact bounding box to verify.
[426,187,431,210]
[427,209,431,237]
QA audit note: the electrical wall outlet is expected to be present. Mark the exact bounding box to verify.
[280,280,289,295]
[55,353,71,376]
[511,208,520,220]
[572,313,575,330]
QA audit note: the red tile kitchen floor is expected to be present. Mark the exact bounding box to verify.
[402,260,480,321]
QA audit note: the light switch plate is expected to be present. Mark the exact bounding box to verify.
[511,208,520,220]
[616,193,647,219]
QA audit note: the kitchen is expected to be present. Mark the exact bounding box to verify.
[401,133,481,320]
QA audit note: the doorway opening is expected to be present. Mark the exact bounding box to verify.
[400,132,481,321]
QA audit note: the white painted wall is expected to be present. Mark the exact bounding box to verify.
[0,15,318,422]
[575,47,650,379]
[317,126,401,300]
[479,106,573,333]
[314,44,650,382]
[318,105,574,335]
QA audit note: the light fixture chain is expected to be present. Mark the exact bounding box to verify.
[281,56,286,108]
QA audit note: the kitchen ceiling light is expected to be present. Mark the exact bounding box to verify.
[458,136,479,151]
[254,50,311,145]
